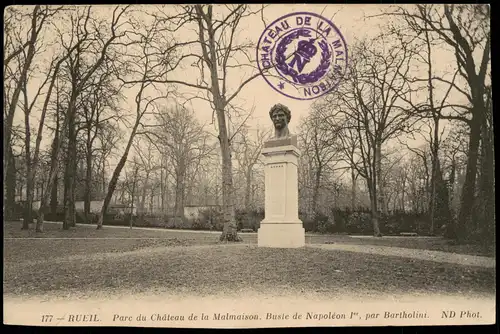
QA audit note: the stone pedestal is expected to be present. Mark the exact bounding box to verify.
[258,137,305,248]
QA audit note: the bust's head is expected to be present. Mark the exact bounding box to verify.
[269,104,291,130]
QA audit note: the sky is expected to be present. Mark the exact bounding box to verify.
[9,4,472,172]
[169,3,412,134]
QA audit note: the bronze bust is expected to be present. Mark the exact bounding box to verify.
[269,104,292,140]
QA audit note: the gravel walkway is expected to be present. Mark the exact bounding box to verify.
[40,220,224,234]
[309,244,496,268]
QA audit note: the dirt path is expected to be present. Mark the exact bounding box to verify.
[40,220,225,234]
[308,244,495,268]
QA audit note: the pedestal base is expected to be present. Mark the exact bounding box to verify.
[257,222,305,248]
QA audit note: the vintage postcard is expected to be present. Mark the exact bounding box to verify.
[3,4,494,328]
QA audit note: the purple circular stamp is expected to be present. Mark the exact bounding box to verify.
[257,12,348,100]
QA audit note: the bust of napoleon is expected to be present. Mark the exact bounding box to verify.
[269,103,292,140]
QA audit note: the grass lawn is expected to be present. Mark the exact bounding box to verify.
[4,221,251,263]
[4,220,495,257]
[3,221,496,300]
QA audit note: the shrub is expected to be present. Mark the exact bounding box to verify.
[35,201,433,236]
[187,207,224,231]
[314,213,330,234]
[331,208,349,233]
[191,217,212,230]
[345,211,372,234]
[11,202,24,220]
[301,217,316,232]
[76,211,100,224]
[235,209,264,232]
[134,215,166,228]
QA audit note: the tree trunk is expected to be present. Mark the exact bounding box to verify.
[434,160,452,231]
[350,168,357,210]
[368,179,381,237]
[97,124,139,229]
[370,142,382,237]
[217,106,241,242]
[371,204,381,236]
[423,154,430,213]
[401,177,406,212]
[456,115,481,242]
[429,117,440,236]
[196,5,241,242]
[130,167,138,229]
[244,169,252,211]
[312,166,322,216]
[445,158,458,238]
[50,173,58,216]
[140,173,149,219]
[174,166,185,220]
[49,116,60,216]
[102,158,106,196]
[448,158,456,211]
[160,164,165,214]
[244,169,252,229]
[36,121,68,232]
[149,186,155,214]
[24,169,34,229]
[84,135,92,224]
[479,115,494,247]
[19,184,24,202]
[63,104,77,230]
[5,146,17,220]
[63,163,74,229]
[376,143,386,216]
[22,90,32,230]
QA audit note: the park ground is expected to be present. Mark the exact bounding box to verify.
[3,220,495,304]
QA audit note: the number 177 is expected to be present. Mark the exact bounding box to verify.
[41,315,53,322]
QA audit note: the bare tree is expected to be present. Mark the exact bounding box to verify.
[392,4,491,242]
[96,10,179,229]
[122,157,140,228]
[383,6,463,235]
[405,150,430,214]
[94,121,121,197]
[58,6,130,230]
[48,80,64,217]
[3,6,60,191]
[80,67,122,224]
[18,53,53,228]
[406,121,450,234]
[386,160,408,212]
[35,5,131,232]
[477,83,494,245]
[151,4,269,241]
[440,124,468,215]
[145,104,213,222]
[300,106,343,216]
[320,36,414,237]
[4,6,61,222]
[233,125,269,217]
[130,138,159,219]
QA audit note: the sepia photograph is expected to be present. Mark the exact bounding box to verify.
[3,3,494,328]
